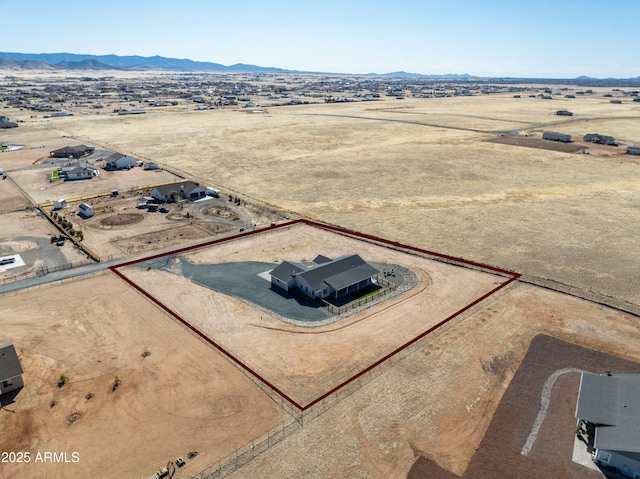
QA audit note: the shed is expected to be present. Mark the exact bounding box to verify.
[542,131,571,143]
[78,203,94,218]
[0,343,24,395]
[627,146,640,155]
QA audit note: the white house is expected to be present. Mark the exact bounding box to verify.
[78,203,94,218]
[151,181,206,203]
[0,343,24,395]
[64,165,98,181]
[575,372,640,478]
[104,153,137,170]
[270,254,379,300]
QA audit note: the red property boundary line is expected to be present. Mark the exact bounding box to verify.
[110,219,521,411]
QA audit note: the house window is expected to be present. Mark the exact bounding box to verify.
[2,380,10,388]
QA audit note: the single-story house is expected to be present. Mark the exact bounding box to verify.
[270,254,379,300]
[151,181,206,203]
[104,153,137,171]
[50,145,93,159]
[584,133,617,146]
[63,166,98,181]
[542,131,571,142]
[575,372,640,478]
[78,203,94,218]
[0,343,24,395]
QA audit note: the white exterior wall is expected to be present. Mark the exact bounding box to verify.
[0,375,24,395]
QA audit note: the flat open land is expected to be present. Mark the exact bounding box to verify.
[2,73,640,479]
[0,273,283,479]
[117,222,508,406]
[34,92,640,305]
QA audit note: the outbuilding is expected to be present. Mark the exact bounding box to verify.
[78,203,94,218]
[626,146,640,155]
[0,343,24,395]
[542,131,571,142]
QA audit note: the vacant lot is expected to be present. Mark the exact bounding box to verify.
[0,273,283,479]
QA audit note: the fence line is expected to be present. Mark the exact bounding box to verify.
[0,270,107,299]
[519,275,640,317]
[1,258,94,284]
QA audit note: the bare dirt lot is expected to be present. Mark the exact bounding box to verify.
[117,223,507,406]
[0,273,283,479]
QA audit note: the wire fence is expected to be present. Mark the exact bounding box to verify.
[0,258,94,285]
[519,275,640,317]
[189,416,301,479]
[0,270,107,298]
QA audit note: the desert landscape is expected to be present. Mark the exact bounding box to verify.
[1,69,640,479]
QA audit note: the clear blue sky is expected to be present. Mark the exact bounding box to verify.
[2,0,639,78]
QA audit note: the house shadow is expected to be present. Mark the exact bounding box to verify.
[1,386,23,408]
[269,285,324,309]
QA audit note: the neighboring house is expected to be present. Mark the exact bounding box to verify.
[63,166,98,181]
[542,131,571,142]
[0,116,18,129]
[575,372,640,478]
[0,343,24,395]
[626,146,640,155]
[50,145,93,159]
[104,153,137,170]
[151,181,206,203]
[584,133,617,146]
[270,254,380,300]
[78,203,94,218]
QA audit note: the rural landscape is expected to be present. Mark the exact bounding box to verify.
[1,57,640,479]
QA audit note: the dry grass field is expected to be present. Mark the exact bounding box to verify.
[2,73,640,479]
[31,91,640,305]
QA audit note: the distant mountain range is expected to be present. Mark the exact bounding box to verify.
[0,52,477,77]
[0,52,639,82]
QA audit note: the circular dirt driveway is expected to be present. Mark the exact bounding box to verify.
[100,213,144,227]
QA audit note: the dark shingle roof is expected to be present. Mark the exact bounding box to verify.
[0,343,23,381]
[270,261,307,283]
[297,254,378,292]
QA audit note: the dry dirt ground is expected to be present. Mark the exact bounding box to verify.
[0,273,283,479]
[118,223,507,406]
[224,282,640,479]
[27,91,640,306]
